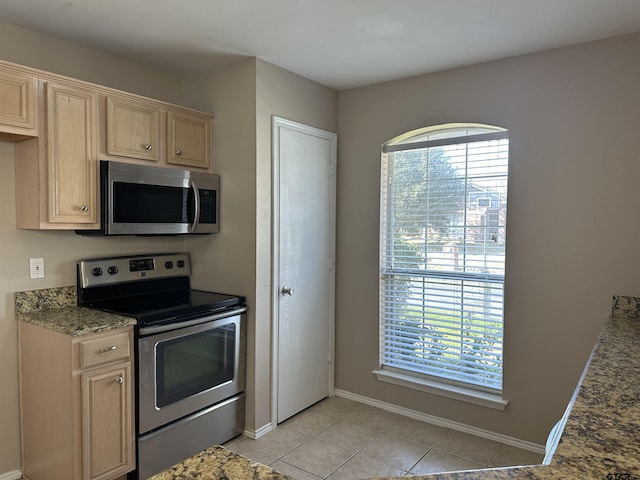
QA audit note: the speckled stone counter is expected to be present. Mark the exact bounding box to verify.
[15,286,136,335]
[150,295,640,480]
[150,445,294,480]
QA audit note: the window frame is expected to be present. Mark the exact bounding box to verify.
[375,123,509,410]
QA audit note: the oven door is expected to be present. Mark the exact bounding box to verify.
[137,307,245,434]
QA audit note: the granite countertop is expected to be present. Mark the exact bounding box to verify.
[150,445,294,480]
[15,285,136,335]
[150,296,640,480]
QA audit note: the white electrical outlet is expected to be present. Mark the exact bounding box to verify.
[29,257,44,279]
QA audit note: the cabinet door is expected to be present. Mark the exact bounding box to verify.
[106,96,160,162]
[167,111,211,169]
[46,82,99,224]
[81,361,134,480]
[0,69,37,137]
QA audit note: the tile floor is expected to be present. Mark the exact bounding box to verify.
[224,396,544,479]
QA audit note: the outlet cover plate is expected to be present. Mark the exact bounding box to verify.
[29,257,44,279]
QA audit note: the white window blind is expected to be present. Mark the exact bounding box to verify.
[379,125,509,394]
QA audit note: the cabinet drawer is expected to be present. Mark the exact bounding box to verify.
[79,332,130,369]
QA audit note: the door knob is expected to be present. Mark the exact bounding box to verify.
[281,286,294,296]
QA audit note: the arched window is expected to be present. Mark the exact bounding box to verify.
[376,123,509,405]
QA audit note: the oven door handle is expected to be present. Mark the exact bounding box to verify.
[138,306,247,336]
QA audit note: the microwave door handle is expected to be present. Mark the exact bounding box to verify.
[190,180,201,232]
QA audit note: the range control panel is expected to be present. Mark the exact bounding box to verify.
[77,253,191,288]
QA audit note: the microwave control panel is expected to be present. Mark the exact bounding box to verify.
[199,190,217,224]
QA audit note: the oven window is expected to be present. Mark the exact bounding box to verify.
[155,324,235,407]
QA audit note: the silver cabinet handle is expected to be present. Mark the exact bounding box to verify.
[281,286,294,296]
[97,345,117,354]
[176,149,183,156]
[80,204,89,213]
[144,144,153,151]
[115,376,123,384]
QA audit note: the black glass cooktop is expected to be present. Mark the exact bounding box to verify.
[86,289,245,325]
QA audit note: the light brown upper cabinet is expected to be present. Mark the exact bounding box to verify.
[167,110,211,169]
[104,97,213,170]
[47,82,99,225]
[6,58,215,230]
[105,96,161,162]
[0,69,38,140]
[15,80,100,229]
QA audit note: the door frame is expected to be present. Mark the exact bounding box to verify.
[271,116,337,426]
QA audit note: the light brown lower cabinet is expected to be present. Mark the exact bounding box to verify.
[19,323,135,480]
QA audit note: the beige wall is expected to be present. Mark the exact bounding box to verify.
[181,58,338,432]
[336,32,640,444]
[0,23,187,474]
[0,21,181,102]
[179,59,261,428]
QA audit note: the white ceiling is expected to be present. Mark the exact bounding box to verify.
[2,0,640,90]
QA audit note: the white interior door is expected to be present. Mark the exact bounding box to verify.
[273,116,336,424]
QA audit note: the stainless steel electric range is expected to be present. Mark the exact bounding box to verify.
[77,252,246,480]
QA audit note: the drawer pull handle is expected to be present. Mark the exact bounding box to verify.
[115,376,123,384]
[144,144,153,151]
[97,345,117,354]
[176,149,183,156]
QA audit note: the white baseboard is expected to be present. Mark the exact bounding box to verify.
[0,469,22,480]
[243,422,273,440]
[334,389,545,455]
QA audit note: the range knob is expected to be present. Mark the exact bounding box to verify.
[177,260,185,268]
[92,267,103,277]
[165,261,174,269]
[108,266,119,275]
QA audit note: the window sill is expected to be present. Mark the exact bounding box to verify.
[372,369,509,411]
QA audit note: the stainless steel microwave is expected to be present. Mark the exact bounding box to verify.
[76,160,219,236]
